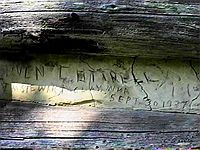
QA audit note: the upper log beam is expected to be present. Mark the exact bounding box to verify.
[1,0,200,15]
[0,0,199,59]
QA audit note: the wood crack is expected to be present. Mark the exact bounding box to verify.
[131,57,152,111]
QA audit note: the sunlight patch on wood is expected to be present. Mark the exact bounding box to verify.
[11,83,106,106]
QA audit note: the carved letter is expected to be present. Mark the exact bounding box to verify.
[35,66,44,80]
[77,70,86,82]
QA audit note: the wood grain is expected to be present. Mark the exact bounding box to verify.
[0,0,199,59]
[0,0,200,149]
[0,100,200,149]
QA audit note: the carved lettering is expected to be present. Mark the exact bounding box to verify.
[77,70,86,82]
[110,71,117,82]
[106,85,115,92]
[16,65,23,76]
[126,96,131,104]
[0,57,199,113]
[24,67,30,79]
[35,66,44,80]
[118,96,124,103]
[110,94,115,101]
[89,70,95,83]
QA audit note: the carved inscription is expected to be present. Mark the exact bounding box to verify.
[0,56,199,113]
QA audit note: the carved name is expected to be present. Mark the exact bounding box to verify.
[0,56,199,113]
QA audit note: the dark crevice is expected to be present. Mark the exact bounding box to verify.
[131,57,152,111]
[29,38,102,54]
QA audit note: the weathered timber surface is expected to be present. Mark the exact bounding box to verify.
[0,1,200,149]
[0,100,200,149]
[0,0,200,59]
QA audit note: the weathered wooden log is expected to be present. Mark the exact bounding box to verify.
[1,101,200,149]
[0,0,200,59]
[0,0,200,149]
